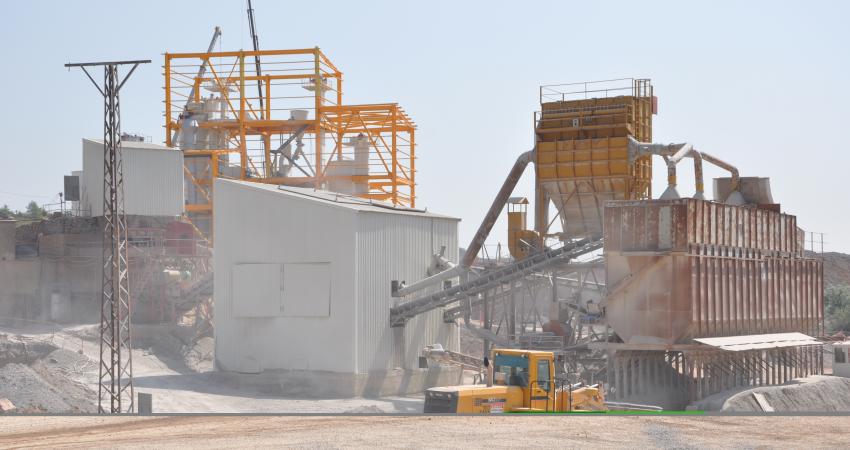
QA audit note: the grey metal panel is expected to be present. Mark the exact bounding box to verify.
[355,212,459,373]
[213,179,358,373]
[82,139,184,217]
[63,175,80,202]
[232,263,281,317]
[213,178,459,375]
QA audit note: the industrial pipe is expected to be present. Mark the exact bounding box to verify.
[629,138,746,205]
[629,138,698,200]
[172,26,222,146]
[660,143,692,200]
[427,245,456,276]
[392,149,535,298]
[393,264,464,298]
[663,144,706,200]
[700,151,743,205]
[461,150,535,268]
[629,138,722,202]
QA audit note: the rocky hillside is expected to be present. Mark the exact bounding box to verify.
[820,252,850,287]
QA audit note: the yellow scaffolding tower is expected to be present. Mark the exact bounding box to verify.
[164,47,417,240]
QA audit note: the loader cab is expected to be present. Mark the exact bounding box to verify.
[491,349,555,411]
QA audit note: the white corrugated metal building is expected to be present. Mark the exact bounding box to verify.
[81,138,184,217]
[213,178,460,374]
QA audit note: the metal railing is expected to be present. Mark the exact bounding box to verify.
[540,78,649,103]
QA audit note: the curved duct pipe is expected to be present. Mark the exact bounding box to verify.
[670,148,742,204]
[700,151,743,205]
[392,149,535,298]
[664,144,706,201]
[629,138,742,203]
[629,138,701,200]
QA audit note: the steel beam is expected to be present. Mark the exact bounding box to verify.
[67,59,148,414]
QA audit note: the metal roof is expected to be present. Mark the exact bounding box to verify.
[694,332,822,351]
[507,197,529,204]
[218,179,460,220]
[83,138,178,152]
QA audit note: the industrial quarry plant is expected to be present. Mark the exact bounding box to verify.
[2,4,850,447]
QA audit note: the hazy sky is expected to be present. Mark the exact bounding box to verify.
[1,0,848,252]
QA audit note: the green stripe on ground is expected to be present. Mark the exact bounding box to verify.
[506,410,705,415]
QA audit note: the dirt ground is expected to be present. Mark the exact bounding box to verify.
[0,323,426,413]
[1,415,850,449]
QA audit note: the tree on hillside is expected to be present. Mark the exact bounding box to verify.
[0,204,12,219]
[24,200,45,220]
[825,285,850,332]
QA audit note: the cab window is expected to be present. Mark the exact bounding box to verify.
[493,354,529,387]
[537,359,550,392]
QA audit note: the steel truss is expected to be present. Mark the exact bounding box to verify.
[66,59,150,413]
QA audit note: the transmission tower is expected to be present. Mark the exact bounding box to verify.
[65,59,150,413]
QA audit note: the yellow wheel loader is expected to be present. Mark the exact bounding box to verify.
[424,349,605,413]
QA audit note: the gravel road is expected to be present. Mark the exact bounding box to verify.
[0,415,848,449]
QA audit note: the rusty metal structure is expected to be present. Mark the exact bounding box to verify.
[605,199,823,344]
[389,77,824,409]
[602,198,823,406]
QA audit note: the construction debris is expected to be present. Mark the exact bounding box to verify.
[0,398,15,413]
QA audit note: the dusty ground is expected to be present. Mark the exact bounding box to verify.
[1,415,850,449]
[0,323,425,413]
[691,375,850,412]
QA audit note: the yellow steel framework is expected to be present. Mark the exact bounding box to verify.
[533,78,654,239]
[164,47,416,239]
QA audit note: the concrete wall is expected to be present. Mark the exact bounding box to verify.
[0,220,15,261]
[82,139,184,217]
[38,233,102,323]
[0,259,42,320]
[214,179,359,373]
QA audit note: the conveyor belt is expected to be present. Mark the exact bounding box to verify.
[389,236,603,327]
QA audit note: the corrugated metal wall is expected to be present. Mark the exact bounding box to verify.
[356,213,460,373]
[213,180,359,373]
[82,139,184,217]
[690,245,823,338]
[604,198,823,344]
[214,179,460,374]
[605,198,802,256]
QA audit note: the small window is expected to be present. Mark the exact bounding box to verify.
[537,359,550,392]
[494,354,529,387]
[835,347,847,364]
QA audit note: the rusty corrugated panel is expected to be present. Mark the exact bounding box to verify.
[605,198,823,345]
[605,199,804,254]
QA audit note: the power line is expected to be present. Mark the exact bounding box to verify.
[0,189,56,199]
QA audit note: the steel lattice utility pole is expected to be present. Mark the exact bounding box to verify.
[65,59,150,413]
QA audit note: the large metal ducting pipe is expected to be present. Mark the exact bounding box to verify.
[392,150,535,298]
[461,150,535,268]
[700,151,743,205]
[629,138,741,204]
[669,149,741,204]
[664,143,706,201]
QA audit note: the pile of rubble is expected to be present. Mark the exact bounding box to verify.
[0,333,96,413]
